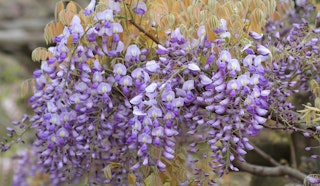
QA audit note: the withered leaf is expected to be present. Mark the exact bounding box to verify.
[66,1,78,14]
[103,162,122,180]
[55,1,64,22]
[32,47,51,62]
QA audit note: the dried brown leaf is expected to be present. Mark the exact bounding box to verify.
[43,21,55,44]
[55,22,64,36]
[20,79,35,97]
[32,47,51,62]
[128,173,136,185]
[66,1,78,13]
[58,10,75,26]
[103,162,122,180]
[310,79,319,91]
[55,1,64,22]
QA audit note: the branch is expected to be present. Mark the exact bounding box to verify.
[233,159,307,182]
[251,143,281,166]
[129,19,160,45]
[265,112,319,137]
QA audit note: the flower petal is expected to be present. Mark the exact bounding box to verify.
[145,83,157,93]
[188,63,200,71]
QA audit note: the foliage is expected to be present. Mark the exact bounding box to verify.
[1,0,320,185]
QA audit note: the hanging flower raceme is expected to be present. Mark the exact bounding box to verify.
[9,0,319,185]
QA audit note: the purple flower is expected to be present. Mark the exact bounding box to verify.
[125,45,141,62]
[70,15,84,43]
[215,105,226,114]
[157,45,169,55]
[84,0,96,16]
[98,24,113,36]
[75,82,88,92]
[227,59,240,77]
[111,23,123,34]
[130,162,140,171]
[306,175,320,184]
[243,54,254,67]
[130,94,143,105]
[41,61,56,74]
[172,98,184,108]
[197,25,206,38]
[97,82,111,94]
[237,73,250,87]
[171,28,185,43]
[255,107,268,116]
[70,93,83,104]
[131,68,143,79]
[138,133,152,144]
[215,83,226,92]
[217,50,231,69]
[242,44,255,54]
[295,0,306,7]
[148,107,162,118]
[152,127,164,137]
[132,119,142,131]
[250,74,260,86]
[115,41,124,53]
[146,60,160,72]
[133,106,146,116]
[164,128,178,137]
[249,31,263,40]
[207,55,215,64]
[188,63,201,71]
[145,82,157,93]
[253,55,267,74]
[163,150,174,160]
[95,9,114,22]
[200,74,213,85]
[252,87,261,98]
[108,0,120,13]
[92,71,103,83]
[182,80,195,91]
[228,59,240,71]
[113,63,127,76]
[164,111,175,120]
[132,2,147,15]
[227,80,240,97]
[254,115,267,124]
[56,127,69,138]
[257,44,271,56]
[120,75,133,87]
[157,159,166,170]
[54,27,70,44]
[161,90,175,102]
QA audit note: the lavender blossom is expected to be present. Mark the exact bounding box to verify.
[132,2,147,15]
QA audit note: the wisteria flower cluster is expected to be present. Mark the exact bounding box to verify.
[3,0,320,185]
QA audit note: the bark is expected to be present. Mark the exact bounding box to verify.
[233,159,307,182]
